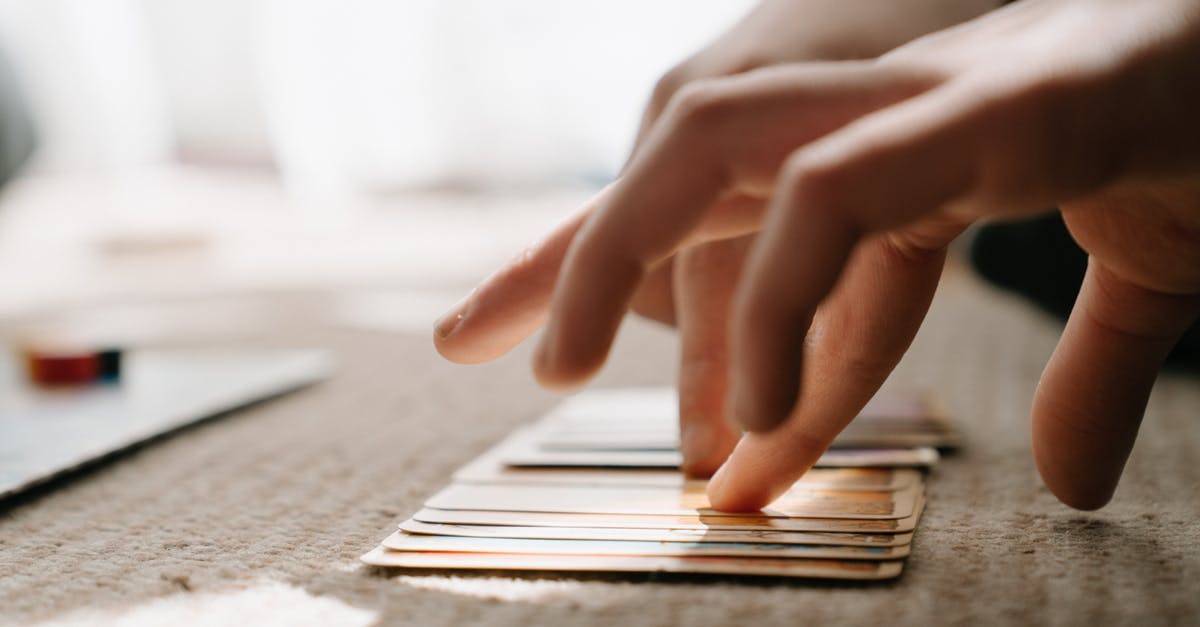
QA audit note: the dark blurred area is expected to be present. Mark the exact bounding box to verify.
[970,214,1199,369]
[0,45,34,190]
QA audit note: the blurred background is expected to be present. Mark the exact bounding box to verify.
[0,0,754,326]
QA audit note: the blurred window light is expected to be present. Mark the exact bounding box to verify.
[0,0,175,172]
[0,0,755,201]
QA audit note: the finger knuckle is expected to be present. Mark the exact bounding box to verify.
[975,80,1064,191]
[963,72,1118,202]
[779,146,909,232]
[779,150,851,210]
[882,229,950,265]
[665,79,735,131]
[728,55,768,75]
[650,66,688,111]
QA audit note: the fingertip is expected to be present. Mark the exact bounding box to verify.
[1049,484,1115,512]
[433,339,502,365]
[1032,436,1118,512]
[431,306,522,365]
[432,323,493,365]
[434,326,530,365]
[431,335,478,364]
[1036,459,1116,511]
[431,291,470,350]
[705,463,738,510]
[706,480,772,513]
[705,461,780,513]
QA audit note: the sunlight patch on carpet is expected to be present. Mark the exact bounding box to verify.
[36,581,376,627]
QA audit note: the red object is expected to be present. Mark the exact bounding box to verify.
[25,351,100,386]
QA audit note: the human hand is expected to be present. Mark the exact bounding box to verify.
[437,0,1200,512]
[435,0,998,477]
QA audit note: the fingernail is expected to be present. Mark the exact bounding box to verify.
[434,297,469,339]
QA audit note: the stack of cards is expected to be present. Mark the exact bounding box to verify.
[364,388,957,580]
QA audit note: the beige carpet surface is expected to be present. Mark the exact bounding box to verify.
[1,264,1198,626]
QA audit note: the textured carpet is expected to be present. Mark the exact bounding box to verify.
[1,262,1197,626]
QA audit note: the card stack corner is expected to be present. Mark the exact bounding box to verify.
[363,387,957,581]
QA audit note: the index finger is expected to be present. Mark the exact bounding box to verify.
[432,187,765,364]
[534,62,931,388]
[432,189,603,364]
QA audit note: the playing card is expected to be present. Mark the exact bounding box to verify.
[399,519,914,547]
[362,386,946,581]
[380,530,910,560]
[411,496,925,533]
[829,393,960,448]
[424,480,922,520]
[533,387,958,450]
[360,546,905,580]
[501,446,940,469]
[497,427,940,468]
[535,428,955,451]
[455,458,920,492]
[538,387,677,425]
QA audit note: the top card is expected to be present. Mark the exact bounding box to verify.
[413,495,926,533]
[424,480,923,520]
[534,387,959,450]
[496,427,939,469]
[456,456,922,492]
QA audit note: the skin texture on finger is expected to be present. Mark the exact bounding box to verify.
[535,63,940,390]
[674,237,753,477]
[1032,261,1200,510]
[629,258,676,326]
[709,228,953,511]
